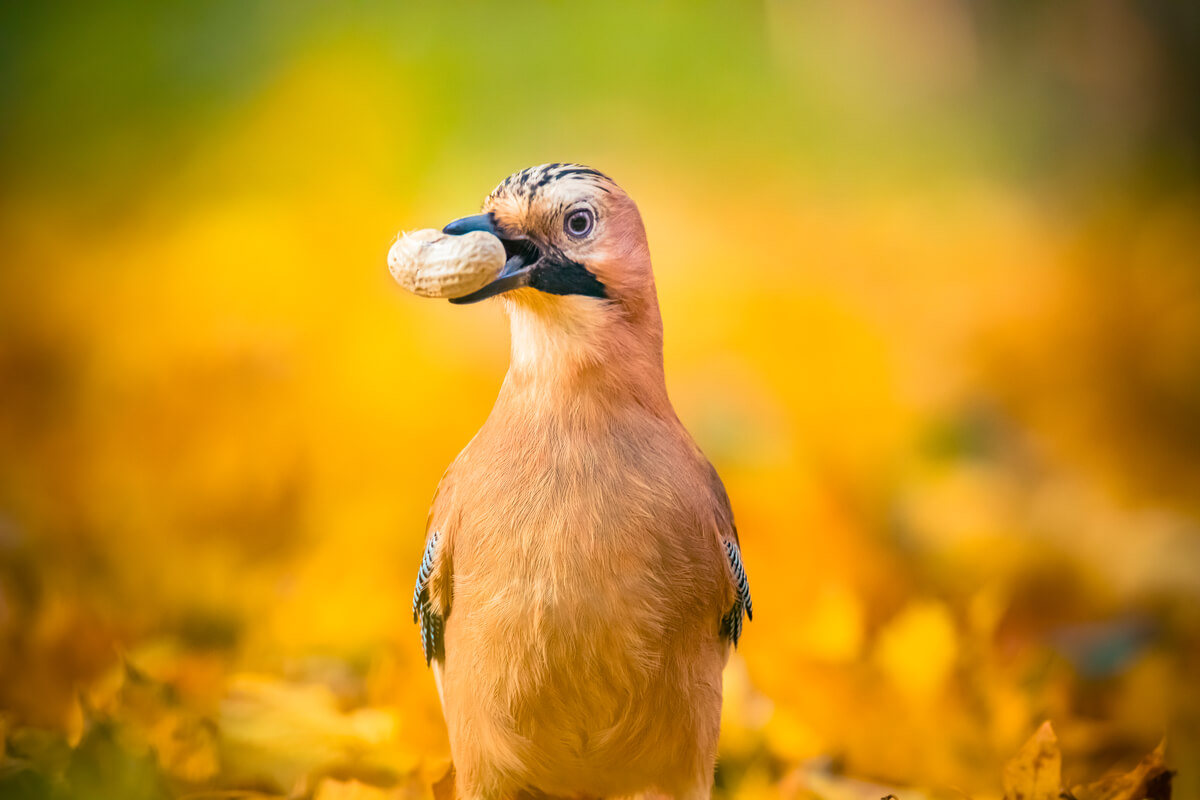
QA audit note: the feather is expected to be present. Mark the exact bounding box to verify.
[721,538,753,646]
[412,530,444,665]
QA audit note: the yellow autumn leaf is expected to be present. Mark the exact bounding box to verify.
[218,674,415,793]
[1069,739,1172,800]
[150,713,220,783]
[1002,721,1062,800]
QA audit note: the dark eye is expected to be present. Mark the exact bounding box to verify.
[564,208,595,239]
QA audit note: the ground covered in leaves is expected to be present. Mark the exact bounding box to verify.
[0,662,1176,800]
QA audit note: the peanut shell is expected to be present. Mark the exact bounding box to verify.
[387,229,505,299]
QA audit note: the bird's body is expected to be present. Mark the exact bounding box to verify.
[411,165,750,800]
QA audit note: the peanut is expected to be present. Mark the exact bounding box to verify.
[387,229,505,299]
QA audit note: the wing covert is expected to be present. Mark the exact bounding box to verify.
[412,529,445,666]
[720,537,753,647]
[706,460,752,647]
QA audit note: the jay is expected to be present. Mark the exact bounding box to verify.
[411,164,752,800]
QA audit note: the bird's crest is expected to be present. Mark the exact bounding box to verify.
[488,163,614,205]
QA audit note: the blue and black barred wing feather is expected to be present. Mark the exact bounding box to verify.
[412,530,444,666]
[720,537,753,647]
[705,459,752,647]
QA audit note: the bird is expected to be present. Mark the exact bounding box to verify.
[410,163,752,800]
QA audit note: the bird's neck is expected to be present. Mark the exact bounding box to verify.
[497,292,671,420]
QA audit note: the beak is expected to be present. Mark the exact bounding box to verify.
[442,213,542,305]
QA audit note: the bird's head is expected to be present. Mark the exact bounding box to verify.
[441,164,663,385]
[442,163,654,309]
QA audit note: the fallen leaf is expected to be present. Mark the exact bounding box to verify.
[218,674,414,793]
[1069,739,1172,800]
[1003,721,1061,800]
[152,715,220,784]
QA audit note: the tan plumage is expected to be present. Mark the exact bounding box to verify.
[412,164,751,800]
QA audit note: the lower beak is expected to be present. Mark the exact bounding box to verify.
[442,214,540,305]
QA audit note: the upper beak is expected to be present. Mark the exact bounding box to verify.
[441,213,498,237]
[442,213,541,305]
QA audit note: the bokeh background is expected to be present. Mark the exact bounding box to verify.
[2,2,1199,798]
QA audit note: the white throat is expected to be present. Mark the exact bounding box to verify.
[504,292,614,382]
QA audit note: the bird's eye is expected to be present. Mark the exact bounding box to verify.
[564,208,595,239]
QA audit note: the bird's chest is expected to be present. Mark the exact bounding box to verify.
[453,417,686,587]
[452,453,680,656]
[445,425,713,687]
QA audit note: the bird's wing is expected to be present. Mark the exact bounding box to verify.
[413,464,457,667]
[707,462,753,647]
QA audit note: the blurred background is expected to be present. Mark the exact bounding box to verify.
[2,2,1199,798]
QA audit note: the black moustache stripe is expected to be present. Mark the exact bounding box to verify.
[530,257,607,300]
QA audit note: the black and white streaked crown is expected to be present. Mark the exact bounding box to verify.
[488,163,614,203]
